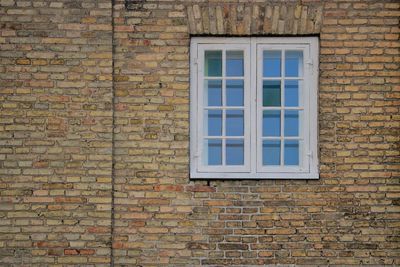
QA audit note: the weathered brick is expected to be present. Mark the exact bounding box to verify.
[1,0,399,266]
[218,243,248,250]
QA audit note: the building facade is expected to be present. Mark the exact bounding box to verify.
[0,0,399,265]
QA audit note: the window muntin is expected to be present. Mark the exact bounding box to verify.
[190,37,319,179]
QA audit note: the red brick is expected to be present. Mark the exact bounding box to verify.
[186,185,216,192]
[64,249,79,255]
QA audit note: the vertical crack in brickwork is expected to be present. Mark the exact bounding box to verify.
[110,0,116,266]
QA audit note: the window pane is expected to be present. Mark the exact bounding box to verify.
[263,50,281,77]
[226,51,244,76]
[263,80,281,107]
[226,110,244,136]
[284,110,299,137]
[205,50,222,77]
[284,80,299,107]
[263,110,281,137]
[205,110,222,136]
[263,140,281,165]
[205,139,222,165]
[226,80,244,106]
[285,51,303,77]
[205,80,222,106]
[284,140,299,165]
[226,139,244,165]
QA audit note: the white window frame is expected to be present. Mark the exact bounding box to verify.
[190,37,319,179]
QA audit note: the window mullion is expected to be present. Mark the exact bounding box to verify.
[254,40,261,173]
[222,49,226,166]
[280,49,285,167]
[250,39,257,174]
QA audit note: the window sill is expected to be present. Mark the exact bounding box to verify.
[190,171,319,180]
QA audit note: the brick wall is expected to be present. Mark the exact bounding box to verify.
[0,0,113,265]
[1,0,399,266]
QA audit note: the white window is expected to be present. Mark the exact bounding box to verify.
[190,37,319,179]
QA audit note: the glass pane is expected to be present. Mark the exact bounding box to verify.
[226,110,244,136]
[226,139,244,165]
[284,80,299,107]
[205,80,222,106]
[226,51,244,76]
[205,139,222,165]
[226,80,244,106]
[284,140,299,165]
[263,50,281,77]
[285,51,303,77]
[205,50,222,77]
[263,140,281,165]
[205,110,222,136]
[263,80,281,107]
[263,110,281,137]
[284,110,299,137]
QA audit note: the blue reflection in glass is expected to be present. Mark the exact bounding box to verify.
[206,80,222,106]
[284,140,299,165]
[284,80,299,107]
[226,110,244,136]
[263,51,281,77]
[284,110,299,137]
[263,80,281,107]
[263,140,281,165]
[207,110,222,136]
[226,139,244,165]
[205,51,222,77]
[226,51,244,76]
[285,51,303,77]
[207,139,222,165]
[263,110,281,137]
[226,80,244,106]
